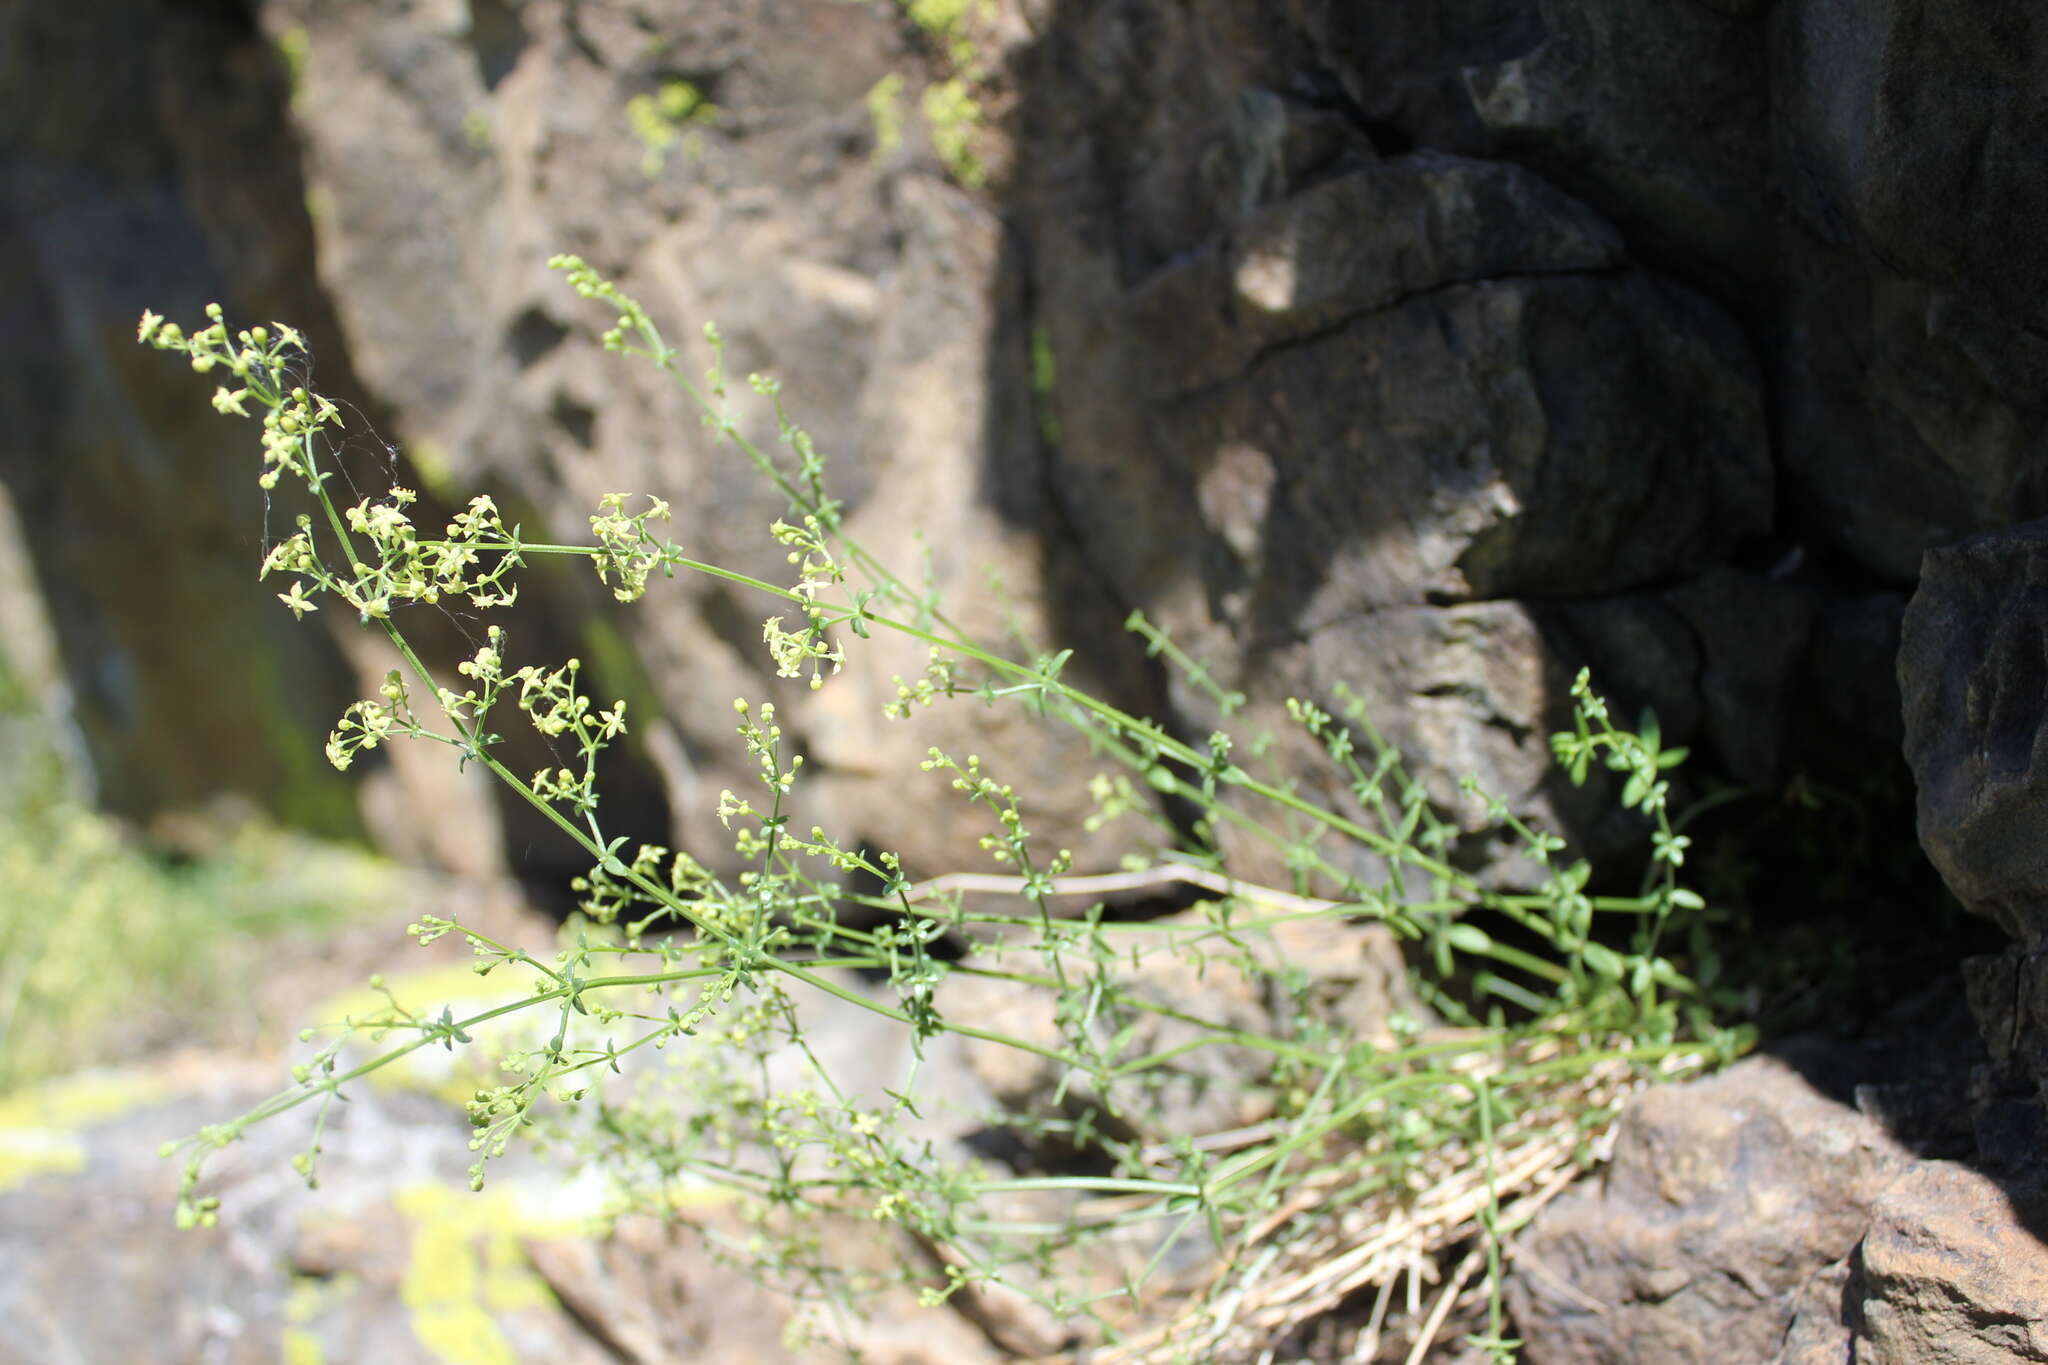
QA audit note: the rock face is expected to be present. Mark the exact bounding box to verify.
[1901,523,2048,944]
[1509,1041,2048,1365]
[1772,4,2048,582]
[1506,1054,1913,1365]
[0,0,368,835]
[1898,522,2048,1155]
[10,0,2023,892]
[14,0,2048,1361]
[1853,1161,2048,1365]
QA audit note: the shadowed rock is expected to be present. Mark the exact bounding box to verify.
[1901,522,2048,943]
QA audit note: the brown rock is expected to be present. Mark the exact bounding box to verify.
[1853,1161,2048,1364]
[526,1212,1007,1365]
[261,0,1139,879]
[1507,1054,1912,1365]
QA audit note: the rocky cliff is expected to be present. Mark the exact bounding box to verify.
[8,0,2048,1358]
[13,0,2044,887]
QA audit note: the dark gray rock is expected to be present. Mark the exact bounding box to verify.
[0,0,366,837]
[1775,0,2048,336]
[1046,150,1770,623]
[1123,153,1627,397]
[1027,124,1769,883]
[1665,570,1822,786]
[1225,271,1770,609]
[1769,0,2048,579]
[1806,591,1908,753]
[1300,1,1774,289]
[1899,521,2048,942]
[1960,948,2048,1163]
[1773,234,2048,582]
[1896,527,2048,1141]
[1461,0,1775,293]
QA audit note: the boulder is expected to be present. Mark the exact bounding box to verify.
[1506,1054,1912,1365]
[1775,0,2048,336]
[1773,232,2048,582]
[1853,1161,2048,1365]
[1042,154,1770,623]
[1899,521,2048,942]
[1121,154,1627,398]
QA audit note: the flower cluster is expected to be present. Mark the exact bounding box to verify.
[590,492,674,602]
[884,647,959,719]
[760,517,847,688]
[325,670,422,771]
[512,657,626,819]
[138,304,340,492]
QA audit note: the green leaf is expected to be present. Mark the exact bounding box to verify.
[1581,943,1624,980]
[1444,923,1493,954]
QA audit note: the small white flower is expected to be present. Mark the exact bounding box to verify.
[276,580,319,619]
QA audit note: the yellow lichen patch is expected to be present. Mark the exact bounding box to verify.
[0,1068,170,1129]
[283,1275,333,1365]
[281,1269,367,1364]
[481,1231,556,1313]
[867,72,907,161]
[626,80,717,178]
[0,1069,172,1191]
[393,1180,590,1365]
[0,1129,84,1190]
[922,78,986,188]
[281,1325,326,1365]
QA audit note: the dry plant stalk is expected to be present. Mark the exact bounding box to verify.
[1057,1041,1708,1365]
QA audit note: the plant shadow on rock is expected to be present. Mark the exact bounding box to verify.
[974,0,2026,1266]
[983,0,1990,1055]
